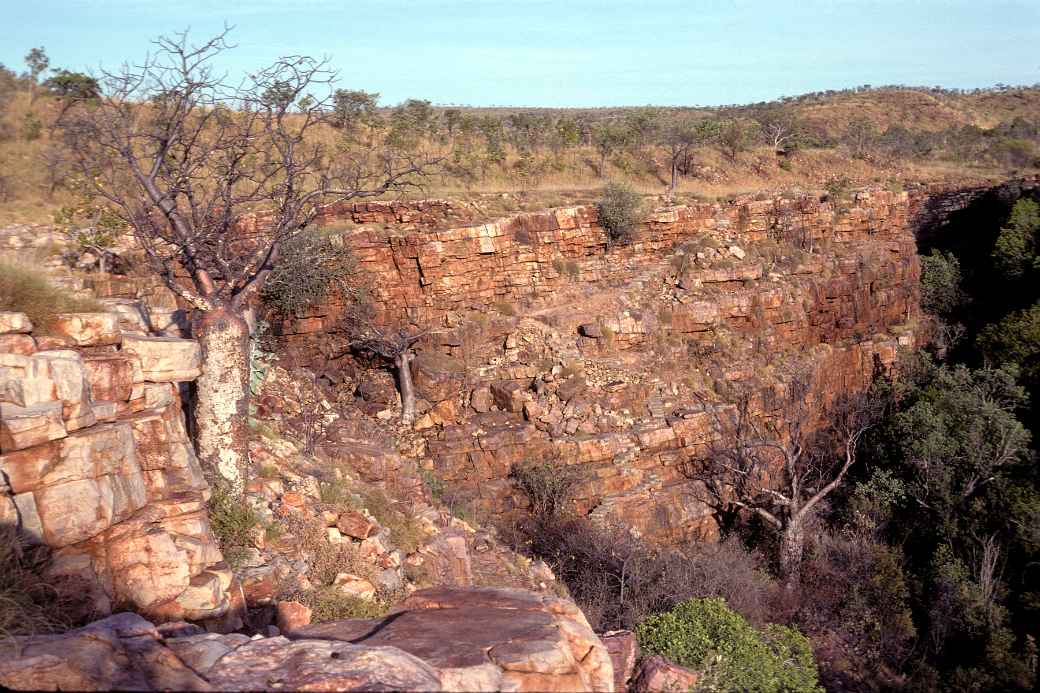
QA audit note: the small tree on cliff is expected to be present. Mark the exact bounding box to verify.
[683,371,883,590]
[57,29,437,490]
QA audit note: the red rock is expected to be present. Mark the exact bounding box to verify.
[631,655,701,692]
[336,509,375,539]
[275,600,313,633]
[601,630,639,692]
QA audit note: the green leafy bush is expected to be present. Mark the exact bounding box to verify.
[920,250,964,316]
[0,260,102,333]
[261,230,358,317]
[635,597,822,692]
[596,181,643,245]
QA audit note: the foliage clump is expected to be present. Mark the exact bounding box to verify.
[596,181,643,245]
[207,481,260,569]
[920,249,964,316]
[261,229,359,317]
[0,260,102,333]
[636,597,822,693]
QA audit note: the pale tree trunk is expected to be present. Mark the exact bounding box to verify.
[669,159,678,201]
[193,305,251,492]
[395,350,416,425]
[778,518,806,591]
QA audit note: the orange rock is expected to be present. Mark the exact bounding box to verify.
[275,600,312,633]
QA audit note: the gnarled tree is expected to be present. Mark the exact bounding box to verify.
[58,29,437,490]
[683,372,883,589]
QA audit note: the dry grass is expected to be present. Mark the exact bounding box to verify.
[0,260,102,333]
[0,525,95,639]
[0,86,1034,227]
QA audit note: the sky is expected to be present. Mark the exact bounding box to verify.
[2,0,1039,108]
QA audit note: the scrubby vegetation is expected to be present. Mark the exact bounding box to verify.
[0,260,102,332]
[0,525,94,638]
[596,181,643,245]
[260,230,359,317]
[3,44,1040,227]
[637,597,820,693]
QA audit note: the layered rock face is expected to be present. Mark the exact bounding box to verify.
[0,311,232,623]
[274,189,916,331]
[272,190,919,542]
[0,587,614,692]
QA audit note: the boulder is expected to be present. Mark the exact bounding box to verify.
[120,335,202,382]
[333,573,377,600]
[46,313,121,347]
[490,380,526,413]
[0,333,35,355]
[336,509,376,539]
[0,401,66,452]
[275,600,312,633]
[291,586,614,692]
[470,385,493,413]
[601,630,639,692]
[0,311,33,334]
[410,353,465,402]
[205,637,442,692]
[0,612,211,692]
[630,655,700,693]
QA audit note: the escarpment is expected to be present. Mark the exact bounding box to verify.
[266,188,924,542]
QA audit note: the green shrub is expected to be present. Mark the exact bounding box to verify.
[636,597,822,692]
[597,181,643,245]
[207,481,259,563]
[920,250,964,317]
[261,230,358,317]
[295,585,390,622]
[0,261,102,334]
[357,488,425,554]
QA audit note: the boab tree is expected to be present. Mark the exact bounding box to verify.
[58,29,437,490]
[682,372,883,589]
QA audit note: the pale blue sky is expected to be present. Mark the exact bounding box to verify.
[2,0,1038,107]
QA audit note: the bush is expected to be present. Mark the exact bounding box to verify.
[636,597,822,693]
[509,460,585,523]
[0,261,102,333]
[294,585,390,622]
[597,181,643,245]
[207,481,259,568]
[261,230,358,317]
[920,250,964,317]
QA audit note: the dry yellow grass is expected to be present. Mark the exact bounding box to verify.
[1,86,1036,227]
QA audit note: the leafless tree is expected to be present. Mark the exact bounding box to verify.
[339,318,425,426]
[682,373,883,589]
[754,108,800,153]
[56,28,438,489]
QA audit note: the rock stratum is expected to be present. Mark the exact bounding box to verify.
[0,587,613,692]
[0,310,234,624]
[270,187,926,542]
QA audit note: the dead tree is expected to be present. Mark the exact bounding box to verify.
[682,374,882,590]
[57,29,438,490]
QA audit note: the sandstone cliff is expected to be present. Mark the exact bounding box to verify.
[0,310,233,623]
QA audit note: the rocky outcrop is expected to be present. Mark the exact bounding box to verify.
[0,587,614,692]
[0,311,231,623]
[248,189,925,543]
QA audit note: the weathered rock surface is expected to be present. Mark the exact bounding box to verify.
[630,655,701,693]
[1,588,614,692]
[0,314,228,622]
